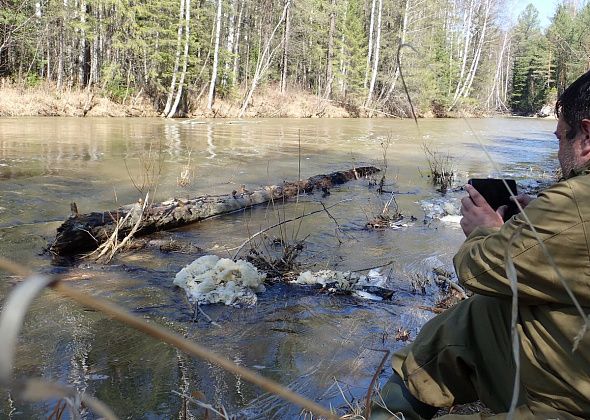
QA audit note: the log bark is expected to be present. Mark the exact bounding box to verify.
[50,166,379,256]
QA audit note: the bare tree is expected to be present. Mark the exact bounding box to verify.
[238,0,290,117]
[280,0,292,94]
[365,0,382,107]
[364,0,376,89]
[163,0,186,116]
[167,0,191,118]
[208,0,223,110]
[324,0,336,98]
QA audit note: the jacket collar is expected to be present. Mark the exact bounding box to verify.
[565,162,590,180]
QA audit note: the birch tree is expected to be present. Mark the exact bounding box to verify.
[364,0,376,89]
[280,0,292,93]
[167,0,191,118]
[239,0,290,117]
[207,0,222,110]
[365,0,382,107]
[162,0,186,116]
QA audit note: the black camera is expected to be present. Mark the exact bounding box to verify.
[467,178,519,221]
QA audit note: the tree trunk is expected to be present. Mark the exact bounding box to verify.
[365,0,382,108]
[207,0,223,110]
[50,166,380,256]
[487,30,509,110]
[324,0,336,99]
[223,0,237,88]
[364,0,376,89]
[167,0,191,118]
[239,0,290,117]
[383,0,410,101]
[451,0,475,105]
[280,0,291,94]
[450,0,490,108]
[163,0,186,116]
[232,0,245,85]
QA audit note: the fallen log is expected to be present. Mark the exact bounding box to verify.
[50,166,379,256]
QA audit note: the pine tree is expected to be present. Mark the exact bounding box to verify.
[510,4,550,114]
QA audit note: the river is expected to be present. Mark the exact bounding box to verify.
[0,117,557,418]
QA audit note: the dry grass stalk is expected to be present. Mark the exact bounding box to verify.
[377,137,392,195]
[505,227,523,420]
[171,390,227,419]
[18,378,117,420]
[332,378,364,419]
[0,265,117,419]
[177,150,194,188]
[0,258,338,420]
[363,349,391,419]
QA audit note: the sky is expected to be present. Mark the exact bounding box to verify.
[510,0,559,28]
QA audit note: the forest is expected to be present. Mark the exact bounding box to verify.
[0,0,589,117]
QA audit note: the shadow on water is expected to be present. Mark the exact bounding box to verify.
[0,117,557,418]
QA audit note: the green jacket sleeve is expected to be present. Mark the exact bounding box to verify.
[453,179,590,305]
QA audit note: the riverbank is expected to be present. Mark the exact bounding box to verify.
[0,81,507,119]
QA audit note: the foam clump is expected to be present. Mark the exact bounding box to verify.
[293,268,388,300]
[421,197,462,225]
[174,255,266,306]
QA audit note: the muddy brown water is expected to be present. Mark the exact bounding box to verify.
[0,117,557,418]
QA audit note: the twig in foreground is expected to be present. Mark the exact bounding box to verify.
[0,258,338,420]
[364,349,391,419]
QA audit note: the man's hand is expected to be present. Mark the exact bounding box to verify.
[460,184,504,236]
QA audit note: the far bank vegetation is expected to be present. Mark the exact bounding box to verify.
[1,0,589,118]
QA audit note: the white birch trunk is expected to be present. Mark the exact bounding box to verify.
[338,0,348,95]
[232,0,244,84]
[280,0,291,94]
[487,30,509,110]
[207,0,223,110]
[451,0,475,104]
[364,0,377,89]
[455,0,490,102]
[239,1,290,117]
[324,0,337,99]
[167,0,191,118]
[224,0,237,87]
[503,40,511,103]
[163,0,186,116]
[365,0,382,108]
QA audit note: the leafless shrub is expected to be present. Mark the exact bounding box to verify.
[124,138,164,203]
[422,143,455,194]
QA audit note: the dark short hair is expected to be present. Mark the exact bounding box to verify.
[556,70,590,139]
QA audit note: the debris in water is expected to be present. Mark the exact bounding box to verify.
[292,269,392,299]
[420,196,462,225]
[174,255,266,306]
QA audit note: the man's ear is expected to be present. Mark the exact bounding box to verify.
[580,119,590,157]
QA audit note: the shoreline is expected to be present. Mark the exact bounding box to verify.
[0,83,550,119]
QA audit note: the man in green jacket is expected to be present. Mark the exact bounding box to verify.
[371,70,590,419]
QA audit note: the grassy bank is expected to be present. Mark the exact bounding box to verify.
[0,80,494,118]
[0,81,358,118]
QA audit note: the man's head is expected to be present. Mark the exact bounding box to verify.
[555,70,590,177]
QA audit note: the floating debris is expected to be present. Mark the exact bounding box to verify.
[292,269,392,300]
[174,255,266,306]
[420,196,462,225]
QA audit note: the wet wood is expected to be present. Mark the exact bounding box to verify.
[50,166,379,256]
